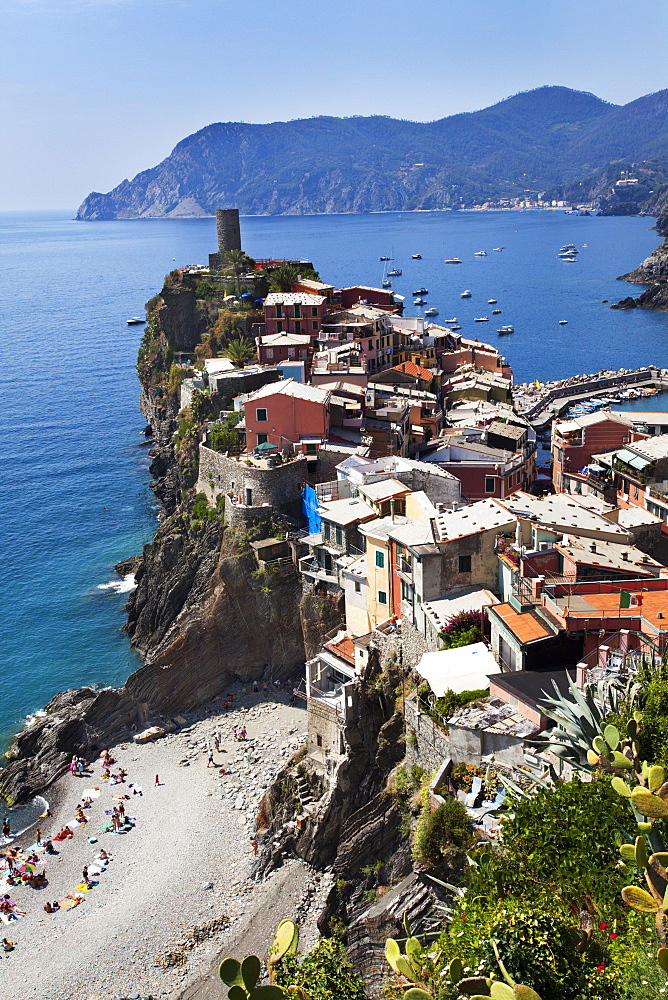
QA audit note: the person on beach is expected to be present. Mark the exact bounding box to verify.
[35,828,42,845]
[82,866,92,888]
[213,736,220,753]
[44,840,55,854]
[56,827,73,840]
[82,797,92,809]
[232,726,238,741]
[1,819,10,839]
[102,768,111,781]
[75,807,87,824]
[154,775,160,787]
[43,901,58,913]
[2,938,15,951]
[96,849,109,861]
[250,836,258,856]
[207,750,214,767]
[253,680,259,693]
[240,726,247,741]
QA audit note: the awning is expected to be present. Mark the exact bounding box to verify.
[256,441,277,451]
[616,448,651,470]
[629,455,651,470]
[415,642,498,696]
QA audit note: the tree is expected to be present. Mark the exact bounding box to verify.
[223,337,256,368]
[268,262,300,292]
[221,249,256,297]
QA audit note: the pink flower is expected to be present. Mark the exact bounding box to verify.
[609,933,618,939]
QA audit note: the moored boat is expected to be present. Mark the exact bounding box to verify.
[460,290,472,298]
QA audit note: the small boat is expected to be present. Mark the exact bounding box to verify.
[497,325,514,335]
[126,317,146,325]
[488,298,497,304]
[382,279,392,288]
[380,255,392,261]
[445,258,462,264]
[424,307,439,316]
[560,244,576,251]
[388,268,402,276]
[460,290,472,298]
[492,309,502,315]
[414,297,426,305]
[492,247,504,251]
[444,317,458,324]
[413,287,428,295]
[558,319,568,325]
[412,253,422,259]
[450,325,462,330]
[474,250,487,256]
[474,316,489,322]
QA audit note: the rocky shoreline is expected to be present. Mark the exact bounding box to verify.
[613,213,668,311]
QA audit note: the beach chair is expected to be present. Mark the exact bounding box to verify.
[465,776,483,808]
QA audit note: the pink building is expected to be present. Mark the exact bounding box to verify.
[263,293,327,339]
[256,333,312,368]
[339,286,398,311]
[243,379,331,453]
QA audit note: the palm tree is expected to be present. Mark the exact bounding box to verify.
[223,337,256,368]
[268,262,300,292]
[221,250,256,297]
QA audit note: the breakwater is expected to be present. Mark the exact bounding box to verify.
[514,366,668,429]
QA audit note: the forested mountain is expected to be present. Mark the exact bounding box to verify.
[76,87,668,220]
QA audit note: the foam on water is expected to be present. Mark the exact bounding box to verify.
[97,574,136,595]
[2,795,49,840]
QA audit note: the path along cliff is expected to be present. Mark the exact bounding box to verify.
[0,272,341,806]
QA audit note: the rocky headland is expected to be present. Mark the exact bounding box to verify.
[613,212,668,311]
[0,269,340,806]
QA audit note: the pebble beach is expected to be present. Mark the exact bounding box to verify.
[0,689,331,1000]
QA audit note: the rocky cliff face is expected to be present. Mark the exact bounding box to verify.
[614,214,668,311]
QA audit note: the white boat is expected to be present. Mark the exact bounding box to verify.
[414,297,426,305]
[492,247,504,251]
[492,309,502,315]
[497,326,514,335]
[388,268,402,276]
[450,324,461,330]
[413,287,428,295]
[445,258,462,264]
[424,307,438,316]
[474,316,489,322]
[460,290,472,298]
[380,255,392,261]
[126,317,146,325]
[474,250,487,256]
[444,317,458,324]
[488,298,497,304]
[382,279,392,288]
[412,253,422,259]
[559,319,568,325]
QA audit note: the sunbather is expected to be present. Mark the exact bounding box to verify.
[43,901,59,913]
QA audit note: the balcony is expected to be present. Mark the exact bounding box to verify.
[298,555,339,588]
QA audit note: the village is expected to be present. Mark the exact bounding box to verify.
[172,210,668,822]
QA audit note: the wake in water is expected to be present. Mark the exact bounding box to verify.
[1,794,49,842]
[97,573,136,595]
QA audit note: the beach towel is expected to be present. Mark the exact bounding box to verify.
[58,898,81,910]
[74,882,96,892]
[82,788,101,798]
[87,864,104,876]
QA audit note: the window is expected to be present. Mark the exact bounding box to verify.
[306,442,317,456]
[335,526,343,546]
[288,348,295,359]
[311,307,318,317]
[316,734,322,748]
[375,550,385,568]
[257,433,268,446]
[458,554,472,573]
[294,322,302,335]
[293,304,301,319]
[276,320,283,333]
[378,590,387,605]
[354,581,361,593]
[312,320,318,331]
[275,304,283,318]
[265,348,274,359]
[324,523,331,540]
[633,485,639,499]
[256,408,268,422]
[485,477,495,493]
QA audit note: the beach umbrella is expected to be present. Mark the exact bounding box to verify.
[18,862,36,874]
[256,441,278,452]
[241,292,252,298]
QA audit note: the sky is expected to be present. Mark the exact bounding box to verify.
[1,0,667,210]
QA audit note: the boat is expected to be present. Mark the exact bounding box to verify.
[444,317,458,324]
[412,253,422,259]
[126,317,146,325]
[414,297,426,305]
[450,325,462,330]
[560,244,576,251]
[382,279,392,288]
[558,319,568,325]
[492,247,504,251]
[492,309,502,315]
[413,287,428,295]
[424,307,439,316]
[460,290,472,298]
[497,326,514,335]
[488,298,497,304]
[474,251,487,256]
[474,316,489,322]
[379,255,392,261]
[445,258,462,264]
[388,268,402,276]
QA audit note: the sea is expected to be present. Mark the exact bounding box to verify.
[1,208,667,810]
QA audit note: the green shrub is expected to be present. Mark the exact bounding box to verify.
[275,938,366,1000]
[637,668,668,764]
[412,797,473,870]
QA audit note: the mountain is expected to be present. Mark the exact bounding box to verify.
[76,87,668,220]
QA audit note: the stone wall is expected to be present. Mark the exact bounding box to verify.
[223,499,273,532]
[404,695,451,773]
[197,446,308,518]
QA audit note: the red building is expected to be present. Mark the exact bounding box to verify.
[256,333,312,368]
[551,411,641,492]
[338,286,398,311]
[263,292,327,339]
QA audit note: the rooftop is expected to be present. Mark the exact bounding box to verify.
[324,634,356,665]
[550,585,668,632]
[616,507,662,529]
[435,498,517,543]
[487,420,526,441]
[392,361,434,382]
[360,514,409,541]
[422,587,498,632]
[505,491,629,538]
[319,497,376,526]
[489,668,576,714]
[258,333,312,346]
[624,434,668,462]
[264,292,326,306]
[244,378,331,406]
[388,515,437,549]
[415,642,499,696]
[447,697,538,739]
[556,537,665,576]
[358,478,412,503]
[554,410,631,433]
[488,602,554,644]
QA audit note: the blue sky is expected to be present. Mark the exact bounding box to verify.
[1,0,667,210]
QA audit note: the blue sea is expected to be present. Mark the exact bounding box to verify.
[1,208,667,754]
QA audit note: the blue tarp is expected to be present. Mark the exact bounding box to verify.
[302,484,321,534]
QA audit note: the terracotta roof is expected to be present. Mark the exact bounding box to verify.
[554,589,668,632]
[324,635,356,665]
[393,361,434,383]
[489,603,553,644]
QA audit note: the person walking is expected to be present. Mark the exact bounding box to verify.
[213,736,220,753]
[207,749,214,767]
[250,836,258,856]
[155,774,160,787]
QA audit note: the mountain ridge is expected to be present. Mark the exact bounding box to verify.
[76,86,668,220]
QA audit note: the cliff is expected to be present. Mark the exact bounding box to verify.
[613,211,668,311]
[74,87,668,219]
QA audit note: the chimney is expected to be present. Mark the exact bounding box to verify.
[621,552,629,561]
[590,542,596,553]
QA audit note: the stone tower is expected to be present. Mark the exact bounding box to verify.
[216,209,241,253]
